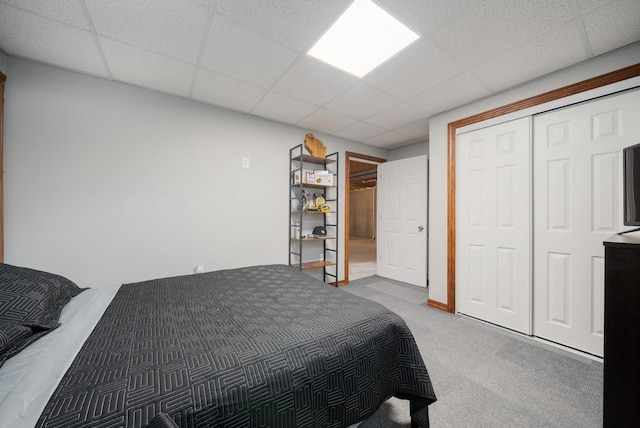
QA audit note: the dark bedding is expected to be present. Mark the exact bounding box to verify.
[36,264,436,427]
[0,263,85,368]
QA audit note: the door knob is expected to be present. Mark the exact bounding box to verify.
[418,225,424,232]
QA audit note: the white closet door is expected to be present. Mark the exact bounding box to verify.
[533,88,640,357]
[457,117,531,334]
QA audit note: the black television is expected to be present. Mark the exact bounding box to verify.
[623,142,640,230]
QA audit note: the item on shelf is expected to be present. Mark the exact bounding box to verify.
[313,226,327,237]
[293,169,317,185]
[302,190,310,211]
[304,133,326,158]
[292,169,333,186]
[320,204,331,213]
[306,193,324,211]
[313,170,334,186]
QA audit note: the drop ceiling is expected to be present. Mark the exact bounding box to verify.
[0,0,638,148]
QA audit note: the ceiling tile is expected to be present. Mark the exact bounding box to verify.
[364,102,428,130]
[471,21,589,92]
[335,121,385,142]
[325,83,398,121]
[0,4,108,77]
[574,0,615,15]
[200,14,297,89]
[1,0,89,29]
[393,117,431,139]
[582,0,640,56]
[1,0,637,150]
[374,0,476,35]
[86,0,208,63]
[251,92,319,125]
[365,131,409,147]
[192,68,266,113]
[272,56,358,105]
[101,38,196,97]
[432,0,575,68]
[297,108,357,135]
[409,72,492,113]
[215,0,351,52]
[364,38,464,100]
[189,0,214,6]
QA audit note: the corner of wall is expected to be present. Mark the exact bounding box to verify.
[388,140,429,161]
[0,50,7,75]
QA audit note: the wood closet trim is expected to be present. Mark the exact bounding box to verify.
[428,62,640,314]
[0,71,5,263]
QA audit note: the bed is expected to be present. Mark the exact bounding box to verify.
[0,263,436,427]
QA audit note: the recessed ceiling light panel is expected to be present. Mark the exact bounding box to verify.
[307,0,419,78]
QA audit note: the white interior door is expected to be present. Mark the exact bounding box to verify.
[457,117,531,334]
[377,156,427,287]
[533,88,640,357]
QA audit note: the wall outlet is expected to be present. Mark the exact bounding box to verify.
[242,157,250,168]
[196,264,204,273]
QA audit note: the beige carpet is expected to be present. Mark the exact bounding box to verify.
[349,237,376,280]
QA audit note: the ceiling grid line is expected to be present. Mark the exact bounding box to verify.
[188,0,218,98]
[569,0,595,59]
[78,0,113,80]
[0,0,636,147]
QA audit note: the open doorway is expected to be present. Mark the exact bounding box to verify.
[345,152,386,282]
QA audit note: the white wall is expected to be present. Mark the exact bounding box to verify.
[389,140,428,161]
[4,58,387,287]
[428,42,640,305]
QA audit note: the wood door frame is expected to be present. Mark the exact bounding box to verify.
[0,71,5,263]
[428,63,640,314]
[344,151,386,284]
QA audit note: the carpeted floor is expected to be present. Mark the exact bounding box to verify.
[344,276,603,428]
[348,238,376,280]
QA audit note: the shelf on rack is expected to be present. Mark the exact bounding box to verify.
[291,154,337,165]
[290,182,336,189]
[291,210,336,214]
[293,260,337,270]
[292,236,337,241]
[289,144,339,285]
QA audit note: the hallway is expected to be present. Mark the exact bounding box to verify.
[348,237,376,281]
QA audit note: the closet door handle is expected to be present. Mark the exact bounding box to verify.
[418,225,424,232]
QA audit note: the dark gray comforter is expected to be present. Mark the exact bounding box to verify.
[36,265,436,427]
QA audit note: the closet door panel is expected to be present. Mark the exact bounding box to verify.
[457,117,531,334]
[533,88,640,357]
